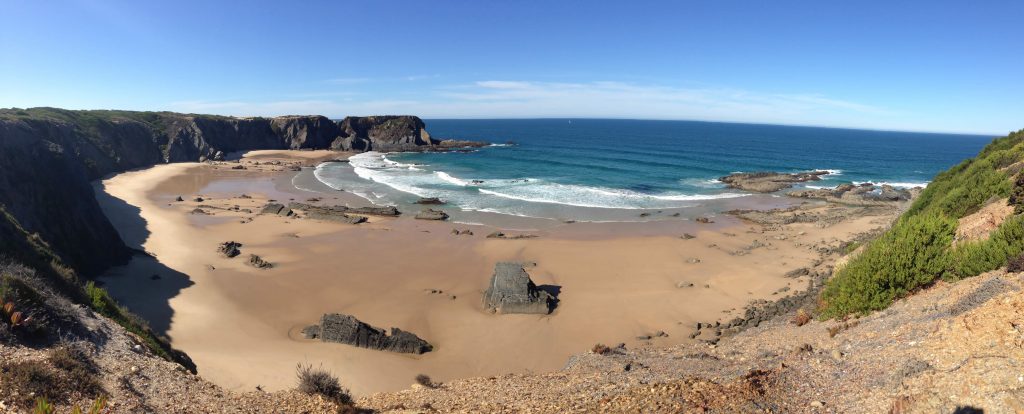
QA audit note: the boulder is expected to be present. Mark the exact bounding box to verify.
[303,313,433,354]
[482,262,555,314]
[248,254,273,269]
[415,209,449,220]
[875,184,911,201]
[218,241,242,258]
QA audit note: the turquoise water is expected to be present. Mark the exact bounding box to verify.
[313,119,992,221]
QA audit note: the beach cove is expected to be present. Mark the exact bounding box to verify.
[93,149,901,396]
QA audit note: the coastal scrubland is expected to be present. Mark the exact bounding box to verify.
[822,128,1024,317]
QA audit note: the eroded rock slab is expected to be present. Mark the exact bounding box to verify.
[719,171,829,192]
[286,202,370,224]
[303,313,432,354]
[483,262,555,314]
[415,209,449,220]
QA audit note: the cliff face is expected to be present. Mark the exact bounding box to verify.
[0,108,469,276]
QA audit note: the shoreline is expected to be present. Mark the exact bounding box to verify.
[93,150,903,396]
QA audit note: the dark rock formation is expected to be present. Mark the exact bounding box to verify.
[288,202,398,217]
[415,209,449,220]
[259,203,294,216]
[218,241,242,258]
[719,171,830,193]
[0,108,482,277]
[485,231,538,240]
[248,254,272,269]
[303,313,432,354]
[415,197,445,205]
[787,183,915,205]
[482,262,555,314]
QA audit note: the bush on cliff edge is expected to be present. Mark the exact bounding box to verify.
[822,129,1024,318]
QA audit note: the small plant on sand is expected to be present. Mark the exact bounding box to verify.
[792,309,811,327]
[33,397,53,414]
[591,343,612,355]
[296,363,351,404]
[70,395,107,414]
[414,374,436,388]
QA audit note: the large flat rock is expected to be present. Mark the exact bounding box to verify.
[482,262,555,314]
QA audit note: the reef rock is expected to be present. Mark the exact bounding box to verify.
[719,171,830,193]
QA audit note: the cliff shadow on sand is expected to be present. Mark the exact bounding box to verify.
[92,180,193,336]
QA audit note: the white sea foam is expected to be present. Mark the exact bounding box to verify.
[854,181,929,188]
[334,151,751,213]
[435,171,469,186]
[680,178,726,188]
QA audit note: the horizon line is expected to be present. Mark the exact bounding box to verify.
[2,106,1004,137]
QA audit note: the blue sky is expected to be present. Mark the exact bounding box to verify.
[1,1,1021,134]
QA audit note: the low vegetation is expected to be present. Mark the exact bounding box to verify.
[0,344,103,409]
[296,363,352,404]
[415,374,437,388]
[821,129,1024,317]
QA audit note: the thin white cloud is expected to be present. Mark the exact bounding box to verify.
[324,77,371,85]
[167,80,899,129]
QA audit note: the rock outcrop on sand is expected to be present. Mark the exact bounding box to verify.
[719,171,830,192]
[259,203,294,217]
[285,202,406,224]
[247,254,272,269]
[302,313,433,354]
[787,183,917,205]
[415,208,449,220]
[482,262,555,314]
[217,241,242,258]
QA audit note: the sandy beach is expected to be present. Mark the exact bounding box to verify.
[93,150,897,396]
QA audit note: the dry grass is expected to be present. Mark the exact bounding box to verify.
[792,309,812,327]
[296,363,351,404]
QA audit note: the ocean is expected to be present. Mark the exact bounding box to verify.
[310,119,992,223]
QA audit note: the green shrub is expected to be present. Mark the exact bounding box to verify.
[821,129,1024,319]
[947,214,1024,280]
[85,281,172,361]
[820,213,956,318]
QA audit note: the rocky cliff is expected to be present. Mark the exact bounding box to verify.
[0,108,477,277]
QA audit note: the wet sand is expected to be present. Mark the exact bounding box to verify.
[93,150,890,396]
